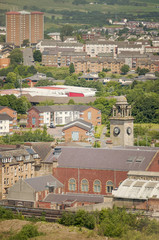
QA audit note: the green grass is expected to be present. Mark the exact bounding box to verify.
[94,125,104,138]
[134,123,159,131]
[1,0,159,31]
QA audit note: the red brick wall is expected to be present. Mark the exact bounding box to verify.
[37,201,51,209]
[27,108,40,128]
[0,58,10,69]
[81,107,101,126]
[63,126,88,142]
[146,152,159,172]
[38,190,48,201]
[53,167,127,195]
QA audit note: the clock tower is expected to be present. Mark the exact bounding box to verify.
[109,96,134,147]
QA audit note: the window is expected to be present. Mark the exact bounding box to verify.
[81,179,89,192]
[25,164,28,170]
[88,111,92,120]
[72,131,79,141]
[93,180,101,193]
[25,155,30,160]
[106,181,114,193]
[32,117,36,125]
[14,168,17,176]
[68,178,76,191]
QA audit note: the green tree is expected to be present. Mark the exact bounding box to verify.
[69,63,75,74]
[33,50,42,62]
[27,65,37,75]
[98,72,106,78]
[136,67,149,75]
[22,39,29,47]
[6,72,17,84]
[120,64,130,75]
[9,49,23,65]
[68,99,75,105]
[60,25,74,41]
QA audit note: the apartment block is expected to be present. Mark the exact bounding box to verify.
[27,105,101,128]
[6,11,44,46]
[74,57,124,74]
[0,147,39,199]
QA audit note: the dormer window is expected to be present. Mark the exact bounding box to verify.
[16,156,23,161]
[25,155,30,160]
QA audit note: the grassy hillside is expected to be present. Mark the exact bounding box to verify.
[0,0,159,31]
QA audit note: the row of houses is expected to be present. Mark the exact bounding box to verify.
[38,39,159,73]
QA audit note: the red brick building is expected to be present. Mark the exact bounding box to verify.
[62,119,93,142]
[6,11,44,46]
[50,147,159,196]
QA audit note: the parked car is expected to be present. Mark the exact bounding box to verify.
[50,123,56,128]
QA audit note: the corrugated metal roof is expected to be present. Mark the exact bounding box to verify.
[113,179,159,200]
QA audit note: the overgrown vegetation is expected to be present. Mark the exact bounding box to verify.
[59,207,159,239]
[2,126,54,144]
[9,224,42,240]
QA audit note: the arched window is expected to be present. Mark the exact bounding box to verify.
[106,181,114,193]
[81,179,89,192]
[68,178,76,191]
[93,180,101,193]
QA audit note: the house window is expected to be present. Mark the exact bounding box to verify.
[32,117,36,125]
[93,180,101,193]
[68,178,76,191]
[72,131,79,141]
[88,111,92,120]
[106,181,114,193]
[81,179,89,192]
[25,164,28,170]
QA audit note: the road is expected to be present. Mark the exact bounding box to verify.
[23,47,34,66]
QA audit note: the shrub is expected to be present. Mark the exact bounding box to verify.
[59,210,96,230]
[0,207,14,219]
[58,212,75,226]
[9,224,40,240]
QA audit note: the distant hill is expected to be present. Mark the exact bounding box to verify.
[0,0,159,31]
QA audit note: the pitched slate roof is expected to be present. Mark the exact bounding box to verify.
[44,193,104,204]
[31,106,53,113]
[55,147,158,171]
[0,113,13,120]
[30,105,98,113]
[63,119,92,131]
[25,175,63,192]
[31,142,53,161]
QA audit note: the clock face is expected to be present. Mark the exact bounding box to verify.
[127,127,132,135]
[113,127,120,136]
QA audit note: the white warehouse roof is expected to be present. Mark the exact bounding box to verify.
[113,178,159,200]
